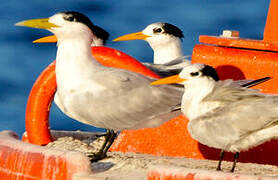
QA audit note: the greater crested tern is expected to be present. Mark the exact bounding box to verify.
[16,11,184,161]
[151,63,275,172]
[113,22,191,77]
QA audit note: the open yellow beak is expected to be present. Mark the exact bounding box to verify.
[33,35,57,43]
[113,31,151,41]
[15,18,59,29]
[151,75,186,85]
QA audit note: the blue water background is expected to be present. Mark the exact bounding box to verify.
[0,0,269,135]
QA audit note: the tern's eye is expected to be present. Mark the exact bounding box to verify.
[190,72,199,77]
[153,28,162,33]
[64,15,75,22]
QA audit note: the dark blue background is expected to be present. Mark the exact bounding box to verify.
[0,0,269,135]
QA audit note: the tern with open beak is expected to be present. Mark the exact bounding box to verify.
[16,11,185,161]
[151,63,277,172]
[113,23,191,77]
[33,21,109,46]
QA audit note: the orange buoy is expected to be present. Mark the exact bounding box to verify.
[25,61,56,145]
[92,46,160,79]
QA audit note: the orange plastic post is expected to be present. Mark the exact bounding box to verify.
[264,0,278,42]
[24,47,160,145]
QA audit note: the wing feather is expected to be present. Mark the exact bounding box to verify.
[190,80,278,149]
[68,68,183,130]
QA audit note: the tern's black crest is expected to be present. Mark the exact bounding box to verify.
[62,11,109,43]
[201,65,220,81]
[92,25,109,44]
[162,23,184,39]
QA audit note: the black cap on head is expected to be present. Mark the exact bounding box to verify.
[162,23,184,39]
[201,65,219,81]
[62,11,109,42]
[92,25,109,44]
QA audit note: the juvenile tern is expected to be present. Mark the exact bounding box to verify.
[16,11,184,161]
[113,22,191,77]
[151,63,276,172]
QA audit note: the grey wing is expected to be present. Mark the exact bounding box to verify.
[191,94,278,149]
[162,55,191,66]
[143,56,191,77]
[194,81,278,147]
[87,69,184,130]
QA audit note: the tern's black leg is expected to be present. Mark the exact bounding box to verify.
[99,129,112,151]
[89,129,112,162]
[102,130,117,156]
[216,150,225,171]
[230,152,239,172]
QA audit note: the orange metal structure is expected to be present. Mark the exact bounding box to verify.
[264,0,278,42]
[147,166,276,180]
[0,0,277,179]
[0,131,92,179]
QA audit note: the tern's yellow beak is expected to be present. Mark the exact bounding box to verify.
[15,18,59,29]
[33,35,57,43]
[151,75,185,85]
[113,31,151,41]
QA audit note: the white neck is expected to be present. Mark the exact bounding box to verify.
[182,78,217,120]
[150,38,183,64]
[56,38,99,67]
[55,38,100,92]
[91,37,104,46]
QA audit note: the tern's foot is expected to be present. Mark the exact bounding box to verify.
[216,167,221,171]
[88,151,107,162]
[95,133,108,138]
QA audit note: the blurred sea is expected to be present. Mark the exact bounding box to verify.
[0,0,269,135]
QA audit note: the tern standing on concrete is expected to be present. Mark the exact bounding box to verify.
[151,63,278,172]
[16,11,183,161]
